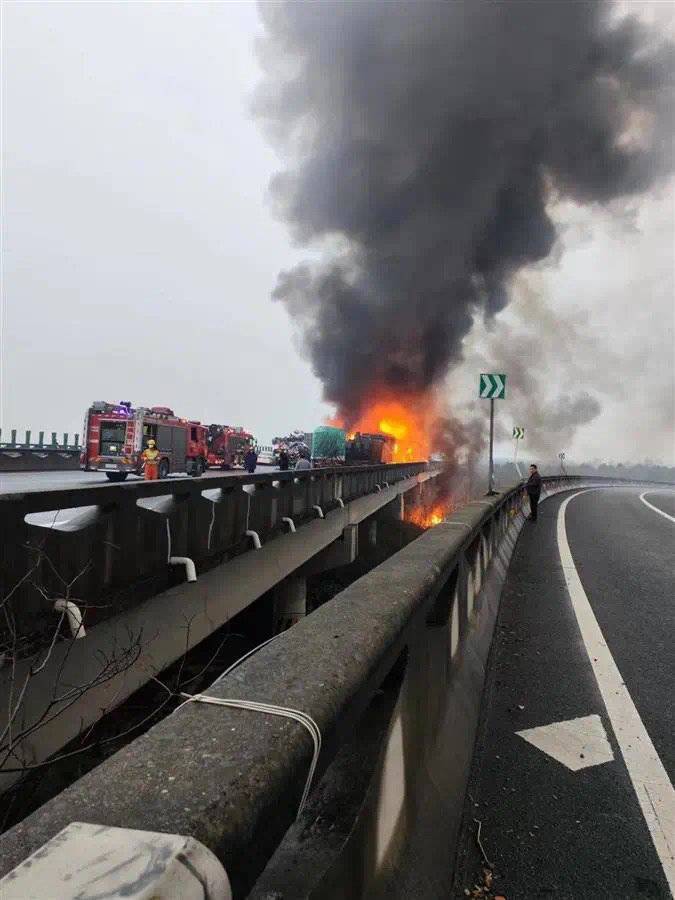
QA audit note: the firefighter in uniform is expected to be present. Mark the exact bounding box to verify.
[141,439,161,480]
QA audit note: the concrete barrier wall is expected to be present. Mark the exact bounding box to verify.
[0,476,632,896]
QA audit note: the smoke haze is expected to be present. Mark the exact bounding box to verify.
[256,0,674,424]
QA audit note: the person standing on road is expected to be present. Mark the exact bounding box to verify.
[141,439,160,481]
[526,464,542,521]
[278,447,290,471]
[295,454,311,471]
[244,446,258,474]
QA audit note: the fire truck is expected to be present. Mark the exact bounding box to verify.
[206,424,254,469]
[81,401,209,481]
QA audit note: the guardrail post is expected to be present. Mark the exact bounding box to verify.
[74,433,79,448]
[24,430,31,447]
[10,428,17,446]
[51,432,57,447]
[63,433,68,449]
[38,431,44,448]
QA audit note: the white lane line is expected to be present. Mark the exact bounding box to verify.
[558,490,675,893]
[639,491,675,524]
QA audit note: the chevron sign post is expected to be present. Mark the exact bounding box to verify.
[479,373,507,494]
[479,373,506,399]
[513,426,525,478]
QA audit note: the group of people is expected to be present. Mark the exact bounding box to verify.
[279,448,312,470]
[242,445,311,474]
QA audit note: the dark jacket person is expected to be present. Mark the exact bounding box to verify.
[526,464,542,522]
[244,447,258,474]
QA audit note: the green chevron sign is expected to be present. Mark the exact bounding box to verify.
[479,373,506,399]
[513,426,525,439]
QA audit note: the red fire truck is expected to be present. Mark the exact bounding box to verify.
[206,424,254,469]
[81,401,209,481]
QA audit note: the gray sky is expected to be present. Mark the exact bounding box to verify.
[1,1,673,461]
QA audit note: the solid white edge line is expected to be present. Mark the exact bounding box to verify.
[639,491,675,524]
[558,490,675,894]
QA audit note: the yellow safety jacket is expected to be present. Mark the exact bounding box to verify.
[142,448,160,465]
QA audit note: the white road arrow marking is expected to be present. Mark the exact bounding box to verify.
[516,714,614,772]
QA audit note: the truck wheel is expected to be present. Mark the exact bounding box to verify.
[106,472,128,482]
[191,458,205,477]
[159,459,170,479]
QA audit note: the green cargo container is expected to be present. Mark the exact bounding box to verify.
[311,426,346,464]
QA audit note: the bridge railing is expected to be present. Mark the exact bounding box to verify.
[0,473,619,896]
[0,429,81,451]
[0,430,82,475]
[0,462,429,640]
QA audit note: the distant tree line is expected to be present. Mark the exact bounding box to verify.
[494,460,675,485]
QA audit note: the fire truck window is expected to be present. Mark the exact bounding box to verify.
[157,425,173,452]
[100,422,126,456]
[191,427,197,441]
[143,424,158,441]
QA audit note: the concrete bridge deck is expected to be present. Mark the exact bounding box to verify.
[454,486,674,899]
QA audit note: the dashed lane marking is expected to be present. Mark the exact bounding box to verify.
[639,491,675,524]
[558,490,675,894]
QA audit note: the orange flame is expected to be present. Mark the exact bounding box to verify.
[331,392,438,462]
[406,501,452,529]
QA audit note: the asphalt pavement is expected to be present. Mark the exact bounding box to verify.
[454,485,675,899]
[0,466,280,495]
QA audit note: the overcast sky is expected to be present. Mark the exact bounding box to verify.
[1,1,673,462]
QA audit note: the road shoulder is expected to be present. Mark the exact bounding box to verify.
[452,490,670,899]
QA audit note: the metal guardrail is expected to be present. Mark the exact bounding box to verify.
[0,463,430,639]
[0,474,621,896]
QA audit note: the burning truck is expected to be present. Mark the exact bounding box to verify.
[310,426,396,467]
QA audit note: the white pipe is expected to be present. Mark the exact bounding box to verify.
[169,556,197,582]
[166,519,197,582]
[336,498,345,508]
[207,499,216,550]
[54,599,86,639]
[375,484,382,492]
[246,529,262,550]
[312,505,324,519]
[281,516,296,533]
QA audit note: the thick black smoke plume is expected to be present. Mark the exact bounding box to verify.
[256,1,673,421]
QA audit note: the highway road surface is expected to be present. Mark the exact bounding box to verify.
[454,485,674,899]
[0,466,280,495]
